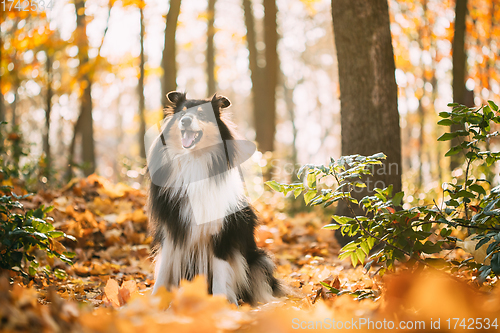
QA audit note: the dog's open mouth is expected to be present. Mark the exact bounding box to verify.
[181,130,203,148]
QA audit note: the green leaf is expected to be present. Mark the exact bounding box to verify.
[338,251,351,261]
[307,172,317,188]
[323,224,341,230]
[368,152,386,160]
[47,231,64,238]
[476,237,491,250]
[65,234,77,242]
[366,237,375,249]
[478,266,491,283]
[456,190,476,199]
[392,191,404,207]
[332,216,354,224]
[351,251,358,267]
[364,260,374,272]
[265,180,283,192]
[437,119,453,126]
[54,268,68,279]
[469,184,486,195]
[487,242,499,255]
[488,100,499,112]
[320,281,340,294]
[355,248,366,264]
[360,241,370,255]
[492,253,500,275]
[438,132,459,141]
[293,187,302,198]
[304,190,317,205]
[445,145,462,156]
[439,111,451,118]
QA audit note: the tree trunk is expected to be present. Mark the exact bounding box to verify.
[161,0,181,108]
[257,0,278,153]
[139,7,147,160]
[66,113,81,181]
[43,54,53,177]
[243,0,266,149]
[417,0,428,189]
[0,28,4,124]
[207,0,216,96]
[74,0,95,176]
[332,0,401,245]
[450,0,468,171]
[11,80,19,127]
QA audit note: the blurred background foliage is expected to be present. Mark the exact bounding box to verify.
[1,0,500,207]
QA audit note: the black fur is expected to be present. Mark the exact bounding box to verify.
[148,92,285,305]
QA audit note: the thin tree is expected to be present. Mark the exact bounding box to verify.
[450,0,473,171]
[243,0,278,153]
[416,0,429,189]
[138,4,147,160]
[43,52,53,177]
[260,0,278,153]
[0,24,4,124]
[161,0,181,108]
[243,0,265,145]
[70,0,95,177]
[207,0,216,96]
[332,0,401,244]
[68,0,112,178]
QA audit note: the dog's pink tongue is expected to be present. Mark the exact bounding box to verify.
[182,131,196,148]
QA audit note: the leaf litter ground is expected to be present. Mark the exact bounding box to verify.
[2,175,500,332]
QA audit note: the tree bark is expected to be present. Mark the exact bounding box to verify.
[161,0,181,108]
[207,0,216,96]
[258,0,278,153]
[243,0,278,153]
[243,0,266,149]
[450,0,469,171]
[452,0,467,106]
[139,6,147,160]
[417,0,428,189]
[332,0,401,245]
[74,0,95,176]
[0,27,4,124]
[43,54,53,177]
[11,78,19,127]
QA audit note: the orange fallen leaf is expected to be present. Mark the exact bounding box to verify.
[119,280,138,304]
[103,278,122,308]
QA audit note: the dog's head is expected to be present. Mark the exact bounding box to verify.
[164,91,232,152]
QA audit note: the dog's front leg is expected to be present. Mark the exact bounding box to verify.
[212,257,237,304]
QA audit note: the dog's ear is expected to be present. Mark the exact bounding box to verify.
[211,94,231,110]
[220,96,231,109]
[166,91,186,105]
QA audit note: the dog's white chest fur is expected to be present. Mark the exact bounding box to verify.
[153,154,247,300]
[164,151,247,226]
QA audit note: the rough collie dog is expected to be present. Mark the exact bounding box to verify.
[147,91,284,305]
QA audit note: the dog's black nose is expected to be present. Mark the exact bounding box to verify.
[181,117,192,127]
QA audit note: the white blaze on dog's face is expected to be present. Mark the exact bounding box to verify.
[174,102,223,152]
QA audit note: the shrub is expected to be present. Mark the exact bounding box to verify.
[0,187,76,278]
[267,101,500,283]
[0,122,75,279]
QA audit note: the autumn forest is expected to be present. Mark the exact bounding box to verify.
[2,0,500,332]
